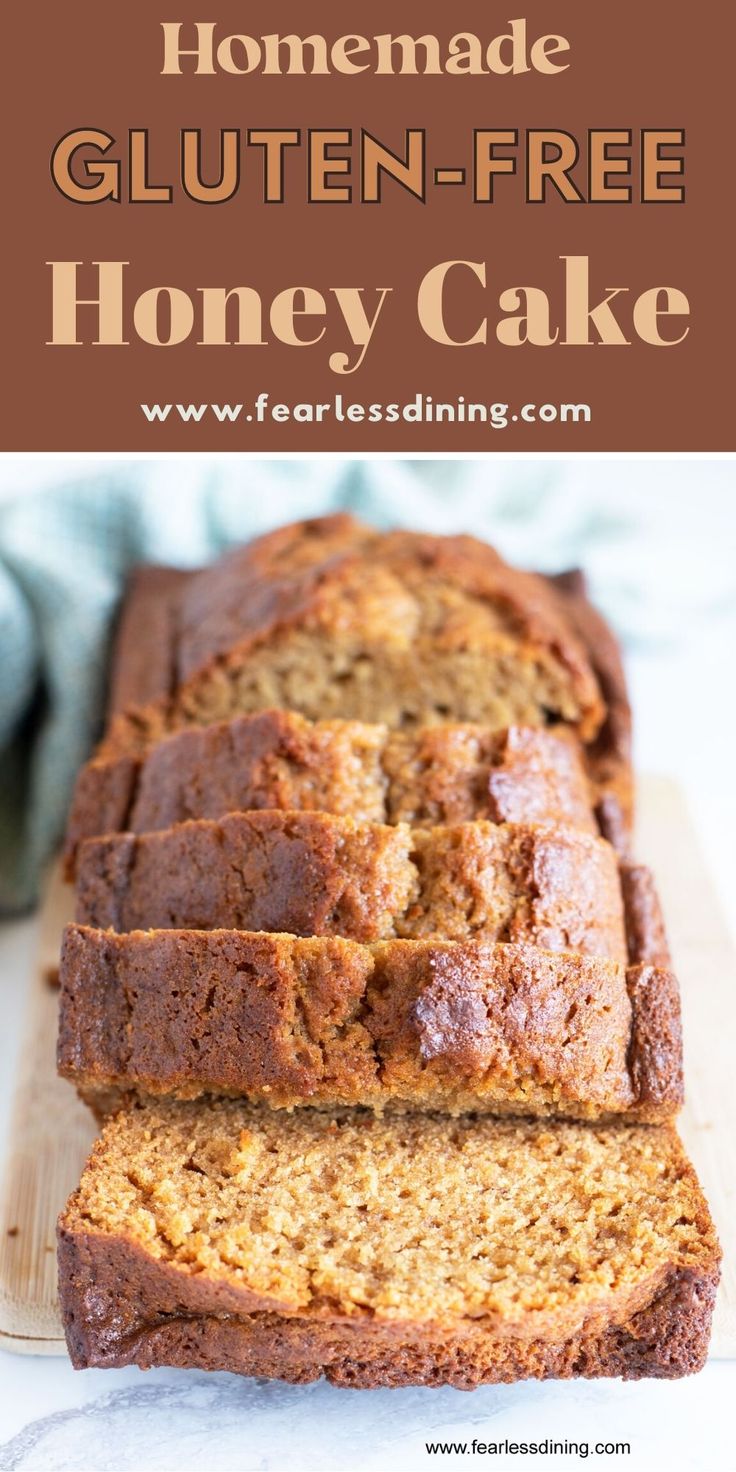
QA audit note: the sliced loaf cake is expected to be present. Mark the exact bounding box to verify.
[58,925,682,1121]
[73,814,628,957]
[64,716,598,874]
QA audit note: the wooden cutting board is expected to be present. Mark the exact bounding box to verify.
[1,776,734,1356]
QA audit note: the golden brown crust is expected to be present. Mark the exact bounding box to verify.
[57,1106,720,1384]
[620,865,672,969]
[107,567,192,718]
[63,714,598,877]
[64,757,141,876]
[626,965,684,1112]
[56,1229,720,1385]
[73,813,627,961]
[57,925,682,1120]
[97,518,605,758]
[545,569,633,854]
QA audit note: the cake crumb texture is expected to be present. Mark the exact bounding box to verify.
[97,517,605,758]
[58,1102,720,1384]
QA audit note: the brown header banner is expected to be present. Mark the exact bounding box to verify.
[3,4,734,449]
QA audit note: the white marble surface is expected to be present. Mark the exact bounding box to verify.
[0,462,734,1472]
[0,1354,734,1471]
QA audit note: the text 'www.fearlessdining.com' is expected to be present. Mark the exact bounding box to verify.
[139,394,592,431]
[424,1436,631,1458]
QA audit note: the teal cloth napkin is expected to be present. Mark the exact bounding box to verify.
[0,476,369,913]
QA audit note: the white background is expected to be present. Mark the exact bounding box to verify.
[0,458,734,1471]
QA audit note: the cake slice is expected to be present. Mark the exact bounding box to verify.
[96,517,605,759]
[73,813,628,959]
[58,926,682,1121]
[63,715,599,875]
[57,1102,720,1385]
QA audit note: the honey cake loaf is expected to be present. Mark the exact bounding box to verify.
[73,814,628,959]
[96,516,605,760]
[57,1102,720,1385]
[63,716,598,876]
[57,926,683,1121]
